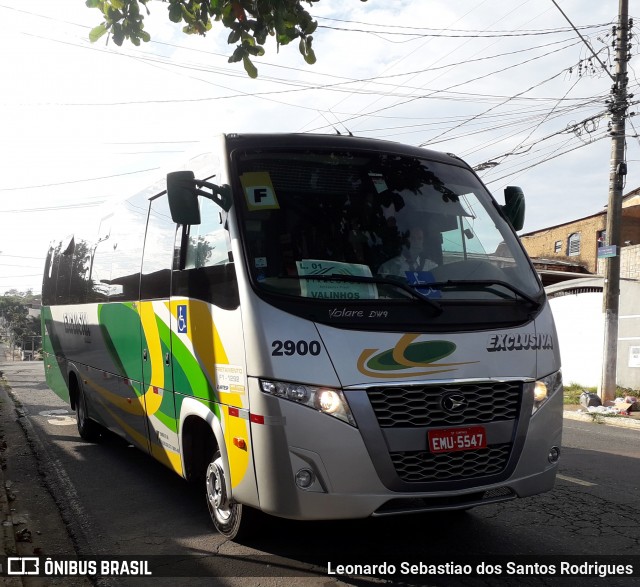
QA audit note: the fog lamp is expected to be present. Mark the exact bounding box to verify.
[295,468,315,489]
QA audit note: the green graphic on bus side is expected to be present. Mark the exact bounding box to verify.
[41,302,223,427]
[365,340,457,371]
[98,303,145,384]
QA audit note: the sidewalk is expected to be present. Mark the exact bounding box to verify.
[563,403,640,429]
[0,360,91,587]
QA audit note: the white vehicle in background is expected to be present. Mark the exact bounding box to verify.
[42,133,562,540]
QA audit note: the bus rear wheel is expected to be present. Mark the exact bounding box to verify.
[205,450,256,540]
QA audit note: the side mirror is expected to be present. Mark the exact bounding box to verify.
[167,171,201,225]
[166,170,232,226]
[501,186,525,231]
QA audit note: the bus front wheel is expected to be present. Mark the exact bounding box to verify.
[205,450,256,540]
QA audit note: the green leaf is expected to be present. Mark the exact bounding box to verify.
[241,31,255,45]
[181,4,195,22]
[106,7,122,21]
[304,46,316,65]
[112,25,125,46]
[111,0,125,9]
[89,24,108,43]
[243,55,258,78]
[227,28,241,44]
[303,36,316,65]
[304,20,318,35]
[168,4,182,23]
[255,28,267,45]
[228,45,245,63]
[139,30,151,42]
[85,0,101,8]
[246,44,265,57]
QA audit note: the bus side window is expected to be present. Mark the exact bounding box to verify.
[55,239,74,305]
[140,195,178,301]
[185,198,229,270]
[88,238,112,303]
[88,214,114,303]
[42,245,59,306]
[109,196,148,302]
[69,240,92,304]
[173,197,238,309]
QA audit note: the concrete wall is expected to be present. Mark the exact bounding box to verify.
[546,277,640,391]
[548,290,604,387]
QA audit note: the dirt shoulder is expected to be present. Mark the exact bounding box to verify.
[0,367,91,587]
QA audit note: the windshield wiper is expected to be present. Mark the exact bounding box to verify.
[281,274,443,313]
[415,279,541,309]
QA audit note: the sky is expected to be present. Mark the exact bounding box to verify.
[0,0,636,295]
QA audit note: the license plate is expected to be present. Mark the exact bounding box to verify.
[428,426,487,454]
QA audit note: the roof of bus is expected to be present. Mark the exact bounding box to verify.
[222,133,470,168]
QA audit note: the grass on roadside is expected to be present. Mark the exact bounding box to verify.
[563,382,639,405]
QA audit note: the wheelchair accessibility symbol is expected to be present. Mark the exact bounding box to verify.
[177,304,188,334]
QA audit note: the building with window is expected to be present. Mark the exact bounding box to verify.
[519,189,640,278]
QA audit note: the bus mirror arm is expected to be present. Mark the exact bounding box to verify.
[193,179,232,213]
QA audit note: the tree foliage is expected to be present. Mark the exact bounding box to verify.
[86,0,367,78]
[0,295,40,347]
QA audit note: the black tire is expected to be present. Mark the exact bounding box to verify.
[205,449,257,540]
[76,382,101,442]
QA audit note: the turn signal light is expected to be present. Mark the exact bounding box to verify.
[233,437,247,450]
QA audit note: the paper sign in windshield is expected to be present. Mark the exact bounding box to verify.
[296,260,378,300]
[240,172,280,210]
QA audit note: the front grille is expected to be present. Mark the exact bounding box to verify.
[391,444,511,482]
[367,381,521,428]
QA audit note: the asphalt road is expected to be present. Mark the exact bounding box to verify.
[1,359,639,587]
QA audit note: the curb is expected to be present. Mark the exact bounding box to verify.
[0,377,23,587]
[563,409,640,429]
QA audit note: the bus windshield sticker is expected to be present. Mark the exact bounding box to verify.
[405,271,442,298]
[296,260,379,300]
[240,172,280,211]
[368,173,388,194]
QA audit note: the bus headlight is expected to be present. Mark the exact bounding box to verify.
[532,371,562,415]
[260,380,356,426]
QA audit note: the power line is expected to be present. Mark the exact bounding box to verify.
[0,274,42,279]
[0,167,160,193]
[482,133,608,184]
[317,23,612,39]
[316,15,611,35]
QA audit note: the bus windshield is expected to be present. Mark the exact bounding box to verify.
[235,149,541,304]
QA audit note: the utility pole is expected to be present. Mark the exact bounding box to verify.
[600,0,631,403]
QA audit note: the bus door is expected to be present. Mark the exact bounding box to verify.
[139,193,182,474]
[170,194,243,400]
[169,196,251,483]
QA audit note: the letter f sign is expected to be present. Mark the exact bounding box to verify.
[241,172,280,210]
[253,187,268,203]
